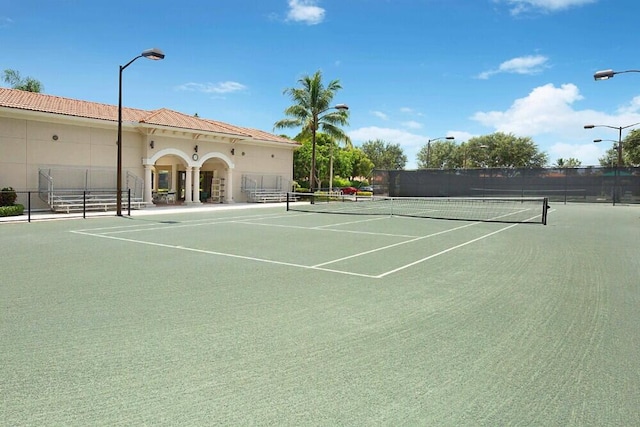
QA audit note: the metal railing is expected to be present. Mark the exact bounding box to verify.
[1,189,143,223]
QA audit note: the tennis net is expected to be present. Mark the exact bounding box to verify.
[287,193,549,225]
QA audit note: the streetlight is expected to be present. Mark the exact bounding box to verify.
[462,143,488,169]
[593,139,618,167]
[585,122,640,204]
[426,136,454,168]
[117,48,165,216]
[309,103,349,194]
[584,123,639,167]
[593,69,640,80]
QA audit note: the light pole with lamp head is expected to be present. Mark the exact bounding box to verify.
[585,122,640,204]
[594,69,640,80]
[426,136,454,168]
[309,103,349,194]
[593,139,619,167]
[584,123,639,168]
[117,48,165,216]
[462,143,488,169]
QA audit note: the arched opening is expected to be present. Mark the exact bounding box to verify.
[144,149,235,205]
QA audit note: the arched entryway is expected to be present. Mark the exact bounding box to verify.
[143,149,235,205]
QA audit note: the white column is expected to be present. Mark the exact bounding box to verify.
[171,163,178,191]
[225,168,233,203]
[185,166,193,204]
[144,165,153,204]
[192,166,202,204]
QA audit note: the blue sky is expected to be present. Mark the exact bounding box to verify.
[2,0,640,168]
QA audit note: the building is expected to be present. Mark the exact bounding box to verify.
[0,88,299,210]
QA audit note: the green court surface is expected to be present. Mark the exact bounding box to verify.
[2,203,639,425]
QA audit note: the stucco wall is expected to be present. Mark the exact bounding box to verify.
[0,112,296,208]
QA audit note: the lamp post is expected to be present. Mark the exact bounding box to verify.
[117,48,165,216]
[584,123,639,168]
[593,69,640,80]
[426,136,454,168]
[593,139,618,167]
[462,143,488,169]
[585,122,640,204]
[309,103,348,193]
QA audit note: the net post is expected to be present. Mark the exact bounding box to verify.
[542,197,549,225]
[286,192,290,211]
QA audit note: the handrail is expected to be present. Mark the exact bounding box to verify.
[38,169,54,205]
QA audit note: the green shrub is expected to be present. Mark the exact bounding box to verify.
[0,204,24,217]
[0,187,17,207]
[331,177,351,188]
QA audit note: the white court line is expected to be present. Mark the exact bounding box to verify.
[71,209,554,279]
[70,229,378,279]
[375,210,549,278]
[312,220,481,268]
[375,223,518,278]
[72,211,301,235]
[233,216,419,239]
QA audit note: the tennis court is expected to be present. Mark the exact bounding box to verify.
[2,201,639,425]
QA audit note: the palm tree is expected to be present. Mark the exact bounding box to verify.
[274,70,350,192]
[554,157,582,168]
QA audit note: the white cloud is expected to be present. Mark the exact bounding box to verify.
[470,82,640,166]
[471,83,584,135]
[402,120,422,130]
[448,131,476,143]
[176,81,247,94]
[478,55,549,79]
[349,127,425,148]
[497,0,597,15]
[286,0,325,25]
[371,111,388,120]
[349,126,429,169]
[616,95,640,115]
[549,142,603,166]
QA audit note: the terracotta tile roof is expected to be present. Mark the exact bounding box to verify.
[0,87,296,145]
[141,108,251,137]
[234,125,299,145]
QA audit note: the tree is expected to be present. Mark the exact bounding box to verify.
[2,69,44,92]
[274,70,350,191]
[596,130,640,167]
[416,132,548,169]
[360,139,407,170]
[417,139,458,169]
[342,148,375,180]
[553,158,582,168]
[292,139,313,186]
[623,129,640,166]
[598,148,618,168]
[467,132,548,168]
[292,133,343,187]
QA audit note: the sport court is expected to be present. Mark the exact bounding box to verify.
[2,202,639,425]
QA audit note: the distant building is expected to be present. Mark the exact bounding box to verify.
[0,88,298,210]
